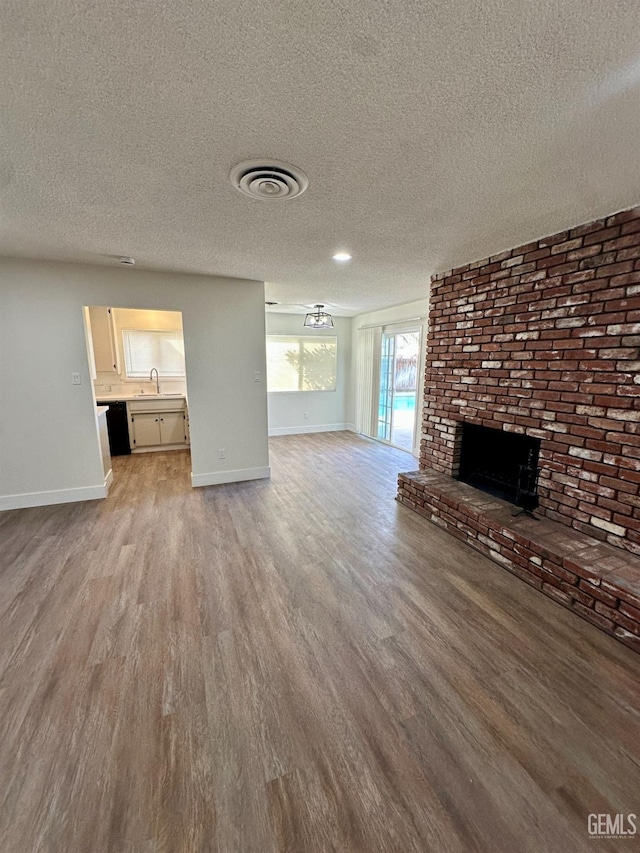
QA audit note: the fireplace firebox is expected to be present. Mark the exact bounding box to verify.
[457,423,541,510]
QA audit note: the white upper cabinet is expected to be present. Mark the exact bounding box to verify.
[88,306,118,373]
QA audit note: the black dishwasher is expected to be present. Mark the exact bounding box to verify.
[97,400,131,455]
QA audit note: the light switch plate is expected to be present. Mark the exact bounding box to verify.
[72,372,82,385]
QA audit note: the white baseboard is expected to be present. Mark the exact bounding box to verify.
[268,423,348,436]
[0,483,108,511]
[132,443,190,453]
[104,468,114,492]
[191,466,271,487]
[346,423,358,433]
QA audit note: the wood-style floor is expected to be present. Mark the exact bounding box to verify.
[0,432,638,853]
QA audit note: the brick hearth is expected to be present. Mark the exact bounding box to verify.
[399,205,640,650]
[398,470,640,652]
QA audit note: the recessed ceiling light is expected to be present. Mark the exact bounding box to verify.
[333,252,352,262]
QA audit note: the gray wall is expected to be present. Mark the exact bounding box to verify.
[0,258,269,507]
[265,312,352,435]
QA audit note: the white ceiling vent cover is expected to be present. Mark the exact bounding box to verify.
[230,160,309,200]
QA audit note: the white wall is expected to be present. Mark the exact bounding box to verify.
[0,258,269,509]
[348,296,430,456]
[265,312,352,435]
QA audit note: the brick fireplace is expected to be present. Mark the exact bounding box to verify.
[398,206,640,651]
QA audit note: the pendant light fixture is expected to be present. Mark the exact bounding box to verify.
[304,304,334,329]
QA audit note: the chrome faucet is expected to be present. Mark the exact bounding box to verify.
[150,367,160,395]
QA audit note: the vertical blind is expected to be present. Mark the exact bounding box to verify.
[355,326,382,437]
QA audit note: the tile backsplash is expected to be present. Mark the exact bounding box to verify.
[94,373,188,397]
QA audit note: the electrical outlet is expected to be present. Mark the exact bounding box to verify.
[254,371,261,382]
[72,372,81,385]
[218,448,226,459]
[304,411,309,419]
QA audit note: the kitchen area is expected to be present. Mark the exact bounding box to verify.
[85,306,190,482]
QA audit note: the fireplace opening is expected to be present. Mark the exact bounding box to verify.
[457,422,541,510]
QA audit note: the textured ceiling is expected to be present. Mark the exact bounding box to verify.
[2,0,640,314]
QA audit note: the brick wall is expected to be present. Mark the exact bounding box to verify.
[421,206,640,555]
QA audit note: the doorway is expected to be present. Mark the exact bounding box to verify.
[377,329,420,451]
[83,306,190,490]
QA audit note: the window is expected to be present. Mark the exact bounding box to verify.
[122,329,186,378]
[266,335,337,392]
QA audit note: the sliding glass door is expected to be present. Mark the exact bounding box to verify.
[378,329,420,451]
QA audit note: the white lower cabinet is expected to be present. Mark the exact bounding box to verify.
[159,411,186,445]
[131,413,163,448]
[128,399,189,451]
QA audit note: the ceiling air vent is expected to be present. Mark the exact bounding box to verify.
[230,160,309,200]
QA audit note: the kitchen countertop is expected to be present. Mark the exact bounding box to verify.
[96,406,109,416]
[95,394,187,402]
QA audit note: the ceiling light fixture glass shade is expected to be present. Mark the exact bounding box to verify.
[304,304,334,329]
